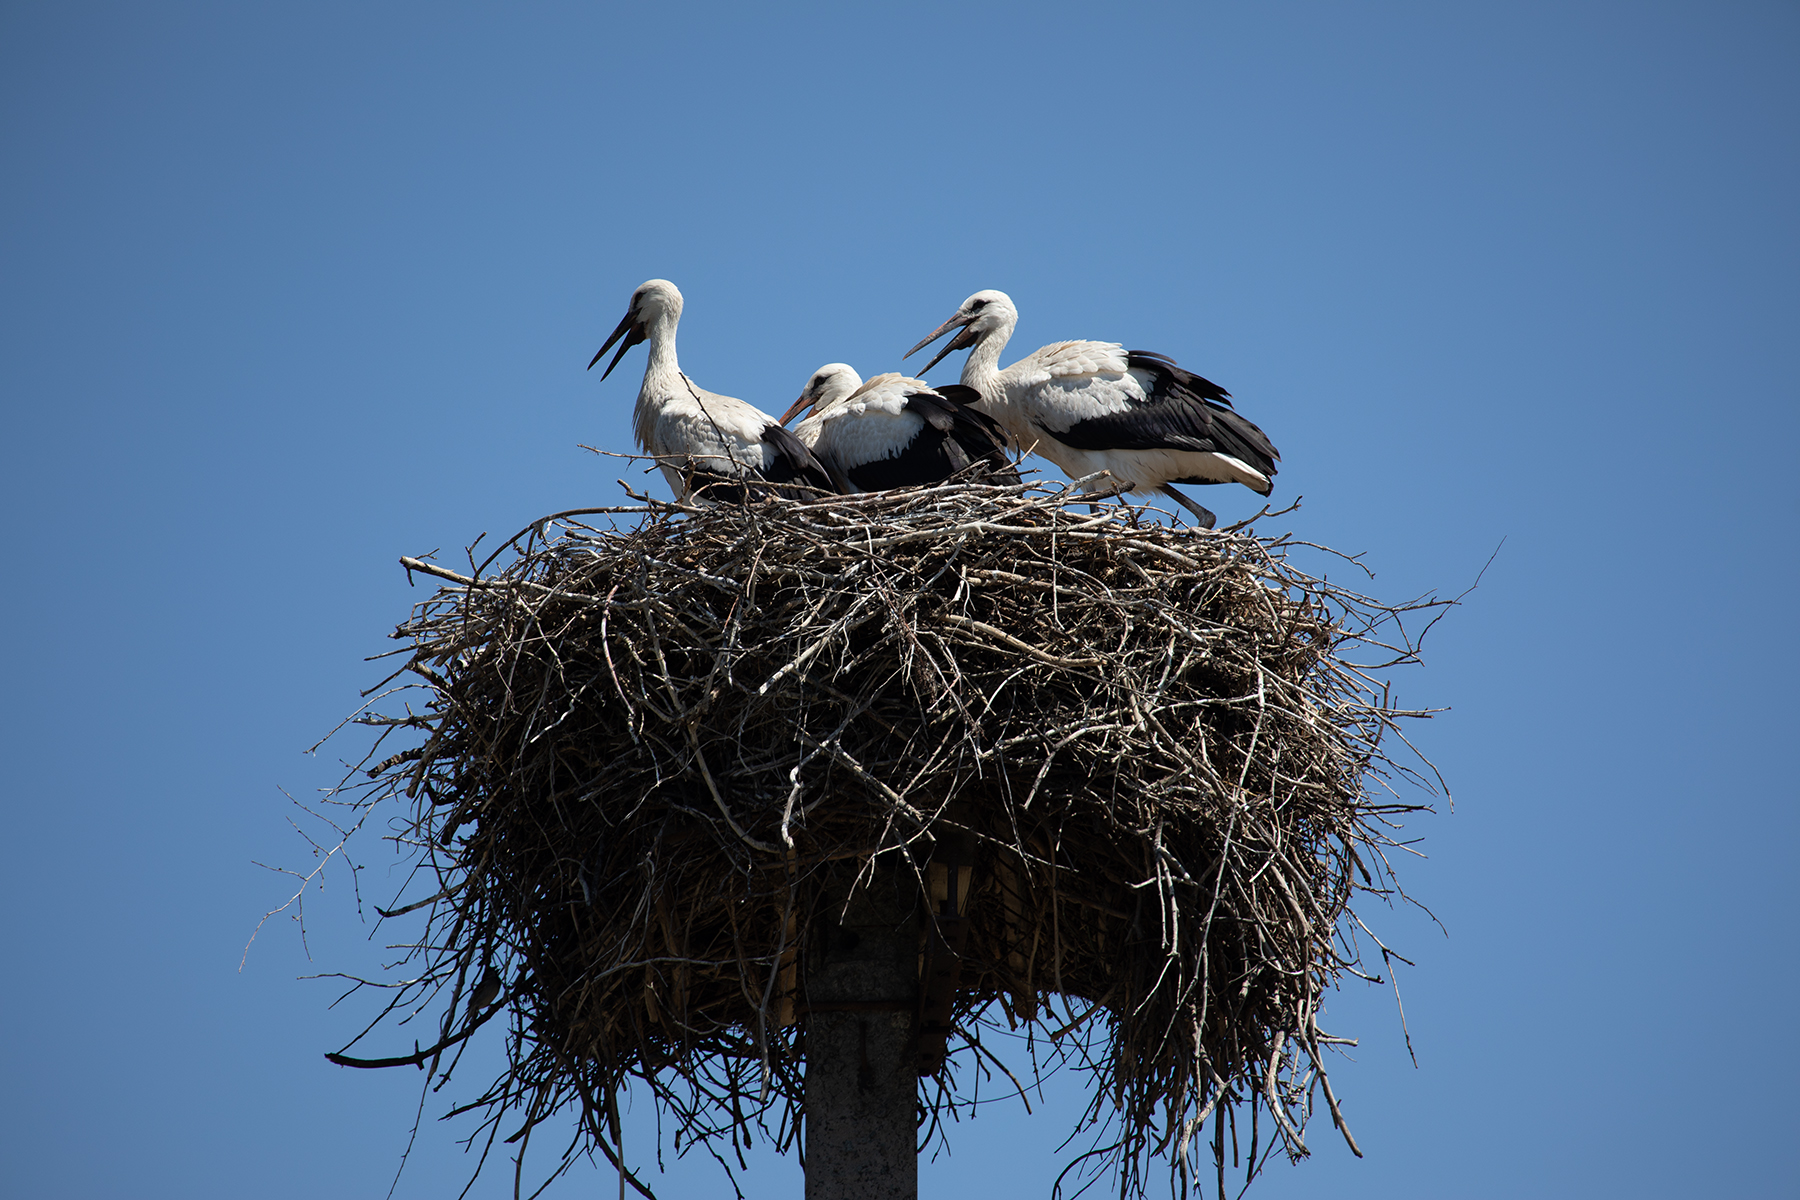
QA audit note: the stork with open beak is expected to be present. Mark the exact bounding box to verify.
[590,279,834,503]
[779,364,1014,494]
[905,290,1279,528]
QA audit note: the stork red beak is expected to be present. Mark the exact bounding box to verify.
[904,313,980,375]
[778,391,813,426]
[589,310,646,380]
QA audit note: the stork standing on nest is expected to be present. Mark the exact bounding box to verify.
[779,364,1014,493]
[590,279,834,503]
[904,290,1280,528]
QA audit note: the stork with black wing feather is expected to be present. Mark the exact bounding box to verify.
[905,290,1279,528]
[780,363,1014,494]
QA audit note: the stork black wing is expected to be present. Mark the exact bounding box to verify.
[932,383,985,407]
[1048,353,1280,482]
[1125,352,1234,408]
[914,386,1013,473]
[840,390,1017,492]
[909,390,1015,480]
[758,423,838,495]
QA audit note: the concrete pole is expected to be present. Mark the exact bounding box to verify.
[804,862,919,1200]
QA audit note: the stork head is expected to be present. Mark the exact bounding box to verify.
[904,290,1016,374]
[589,279,683,380]
[780,363,864,425]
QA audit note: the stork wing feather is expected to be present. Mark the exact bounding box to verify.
[1010,340,1131,386]
[931,383,986,408]
[902,390,1013,474]
[1125,351,1235,408]
[822,383,1015,492]
[1042,353,1278,479]
[757,423,837,495]
[904,391,960,436]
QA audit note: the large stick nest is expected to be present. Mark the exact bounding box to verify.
[321,479,1446,1198]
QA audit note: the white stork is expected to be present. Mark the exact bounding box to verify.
[779,364,1014,493]
[589,279,834,503]
[904,290,1279,528]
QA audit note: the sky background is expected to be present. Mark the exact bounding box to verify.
[3,2,1796,1197]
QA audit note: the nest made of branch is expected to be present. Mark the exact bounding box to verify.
[328,478,1445,1198]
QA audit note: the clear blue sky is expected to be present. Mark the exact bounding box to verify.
[3,2,1795,1197]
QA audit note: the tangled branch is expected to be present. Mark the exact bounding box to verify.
[305,479,1448,1198]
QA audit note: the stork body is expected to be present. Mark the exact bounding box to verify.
[781,365,1013,493]
[590,280,833,503]
[905,291,1279,527]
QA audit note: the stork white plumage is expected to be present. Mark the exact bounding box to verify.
[589,279,834,503]
[779,364,1013,493]
[904,290,1280,528]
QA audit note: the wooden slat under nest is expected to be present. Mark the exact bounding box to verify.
[324,479,1447,1198]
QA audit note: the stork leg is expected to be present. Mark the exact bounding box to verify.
[1084,476,1129,516]
[1158,484,1216,529]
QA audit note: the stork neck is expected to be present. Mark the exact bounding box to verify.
[959,316,1013,392]
[640,310,683,389]
[633,310,686,456]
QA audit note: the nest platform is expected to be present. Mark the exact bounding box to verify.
[325,479,1443,1197]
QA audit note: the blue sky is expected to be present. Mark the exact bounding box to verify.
[2,2,1795,1197]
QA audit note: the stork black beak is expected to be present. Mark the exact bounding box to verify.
[778,391,813,427]
[589,310,646,380]
[904,312,980,375]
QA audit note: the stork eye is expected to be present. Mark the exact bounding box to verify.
[969,299,988,311]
